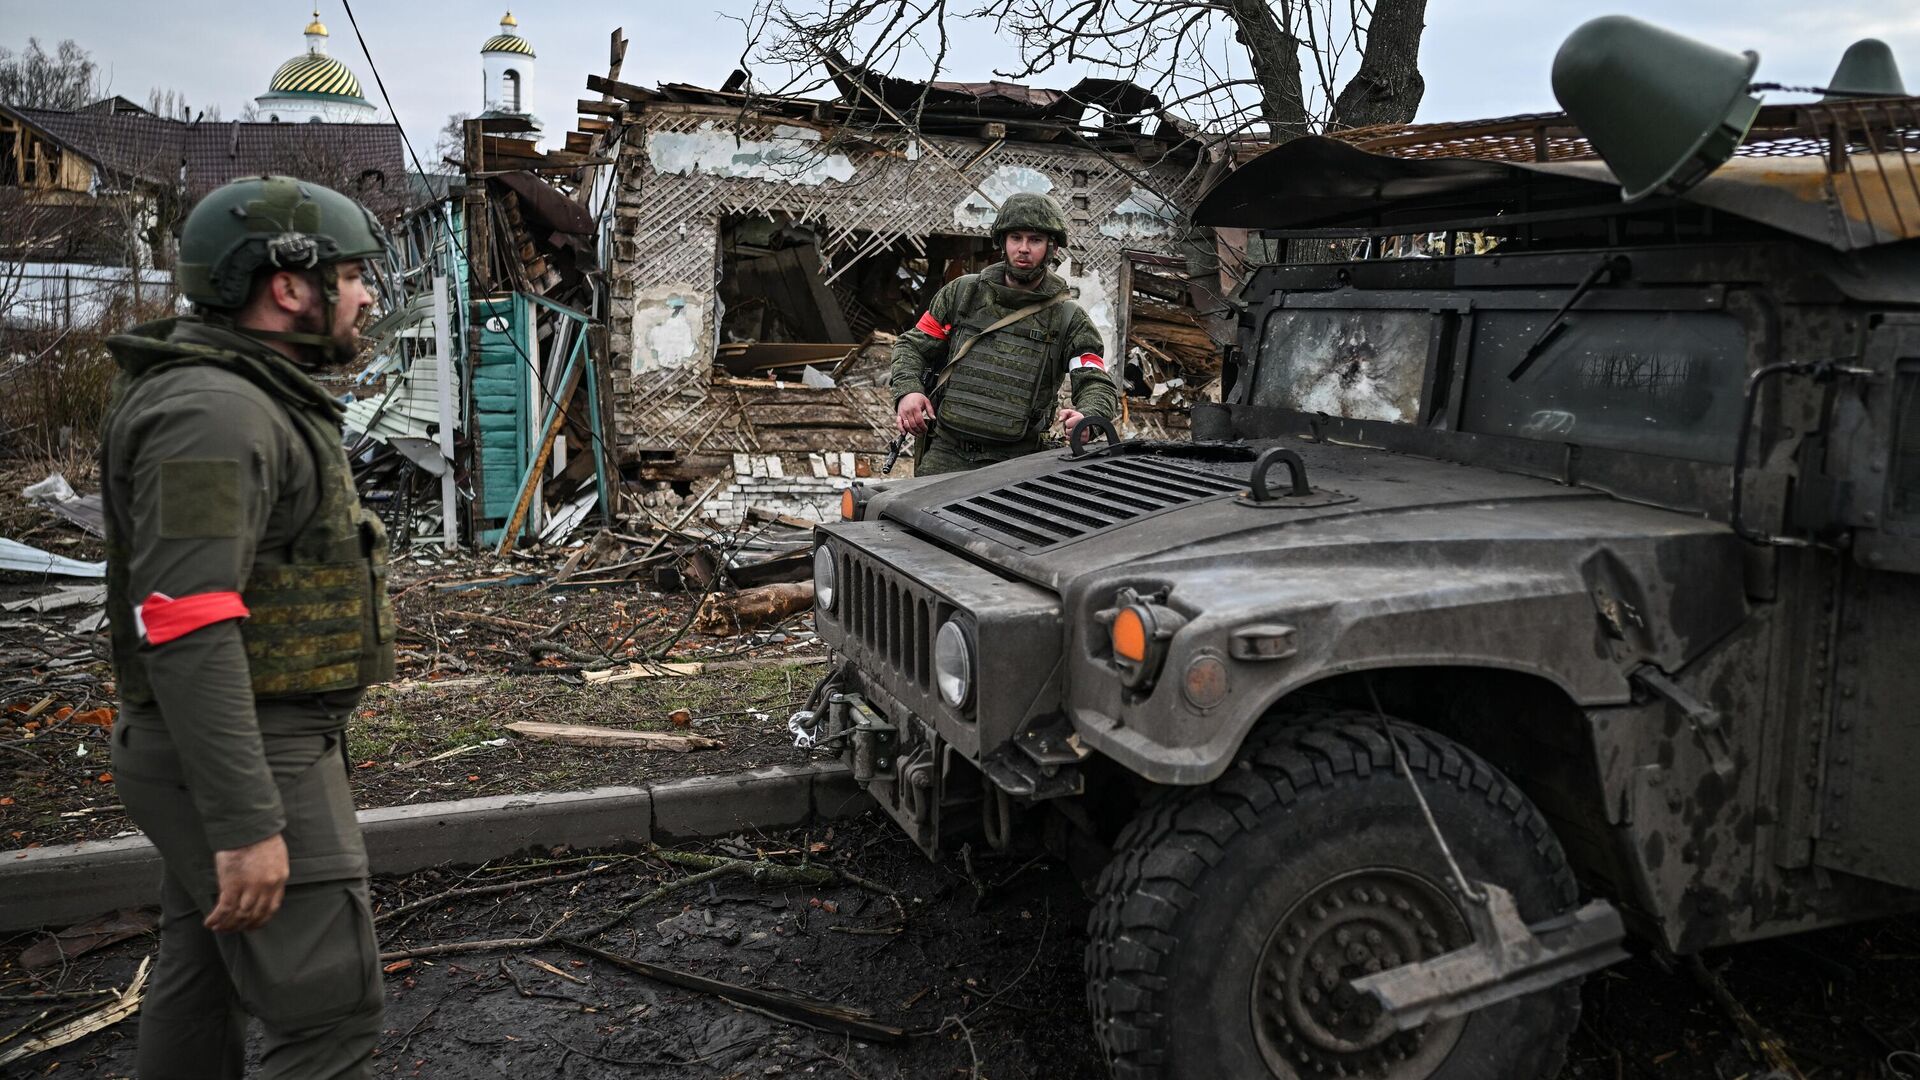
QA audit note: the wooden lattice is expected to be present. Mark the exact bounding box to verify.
[604,104,1199,459]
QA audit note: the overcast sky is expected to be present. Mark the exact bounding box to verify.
[12,1,1920,162]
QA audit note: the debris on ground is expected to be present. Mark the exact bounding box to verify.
[693,582,815,636]
[1,484,830,847]
[20,474,105,539]
[3,816,1917,1078]
[0,956,148,1069]
[503,720,722,752]
[0,537,103,578]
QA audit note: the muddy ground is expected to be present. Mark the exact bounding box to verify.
[2,815,1917,1079]
[2,525,828,847]
[4,463,1920,1077]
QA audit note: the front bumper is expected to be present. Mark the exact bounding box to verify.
[811,520,1062,760]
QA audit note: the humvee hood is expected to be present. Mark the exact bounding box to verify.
[876,441,1734,591]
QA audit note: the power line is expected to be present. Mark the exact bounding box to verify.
[336,0,622,527]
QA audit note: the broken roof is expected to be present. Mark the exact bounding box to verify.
[589,62,1193,154]
[1198,97,1920,251]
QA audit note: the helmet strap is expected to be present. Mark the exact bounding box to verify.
[222,266,354,366]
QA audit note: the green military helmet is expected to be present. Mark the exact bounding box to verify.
[177,175,387,310]
[991,192,1070,248]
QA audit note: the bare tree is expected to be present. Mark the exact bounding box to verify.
[147,87,222,124]
[0,38,102,109]
[435,111,471,168]
[743,0,1429,143]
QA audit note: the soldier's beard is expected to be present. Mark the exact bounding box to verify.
[1005,253,1048,284]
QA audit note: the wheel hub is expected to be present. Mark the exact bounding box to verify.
[1252,869,1471,1077]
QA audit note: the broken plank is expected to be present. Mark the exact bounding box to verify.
[581,661,707,686]
[0,957,149,1067]
[576,99,625,116]
[576,117,612,134]
[587,73,659,104]
[504,721,723,751]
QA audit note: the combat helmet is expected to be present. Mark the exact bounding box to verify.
[991,192,1070,249]
[176,175,387,359]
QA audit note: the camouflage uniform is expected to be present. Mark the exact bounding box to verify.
[100,177,392,1080]
[891,194,1119,475]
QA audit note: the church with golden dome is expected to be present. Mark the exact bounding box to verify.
[253,9,380,123]
[479,11,539,133]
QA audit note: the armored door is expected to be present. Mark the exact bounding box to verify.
[1817,316,1920,890]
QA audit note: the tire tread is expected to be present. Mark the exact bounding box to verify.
[1085,713,1580,1079]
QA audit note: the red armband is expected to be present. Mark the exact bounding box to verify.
[915,312,951,340]
[136,592,251,645]
[1069,353,1107,372]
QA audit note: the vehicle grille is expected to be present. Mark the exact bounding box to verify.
[931,455,1246,552]
[835,546,937,692]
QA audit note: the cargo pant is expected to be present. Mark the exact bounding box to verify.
[915,429,1047,476]
[111,713,382,1080]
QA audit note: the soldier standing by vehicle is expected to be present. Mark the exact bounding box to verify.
[891,192,1119,475]
[100,176,393,1079]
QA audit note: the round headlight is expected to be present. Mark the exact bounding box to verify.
[813,547,836,611]
[934,619,974,708]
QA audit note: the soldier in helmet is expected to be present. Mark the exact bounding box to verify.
[892,192,1119,474]
[100,176,392,1078]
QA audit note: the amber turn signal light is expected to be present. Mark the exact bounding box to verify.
[840,488,858,521]
[1112,606,1149,664]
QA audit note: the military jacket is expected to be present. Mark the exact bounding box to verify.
[99,318,393,850]
[891,263,1118,443]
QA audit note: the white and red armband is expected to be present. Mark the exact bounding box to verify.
[1068,353,1108,373]
[914,312,952,340]
[135,592,250,646]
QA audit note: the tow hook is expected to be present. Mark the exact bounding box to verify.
[1349,883,1628,1030]
[842,696,897,783]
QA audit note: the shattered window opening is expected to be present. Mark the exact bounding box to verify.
[1249,307,1430,423]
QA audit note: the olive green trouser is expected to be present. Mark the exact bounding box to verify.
[915,429,1046,476]
[112,722,382,1079]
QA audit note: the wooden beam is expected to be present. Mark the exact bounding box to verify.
[576,117,612,135]
[587,73,657,105]
[565,132,594,154]
[576,99,625,117]
[482,135,544,159]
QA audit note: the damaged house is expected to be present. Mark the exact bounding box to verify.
[585,65,1221,523]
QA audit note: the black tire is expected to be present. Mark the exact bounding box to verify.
[1086,714,1582,1080]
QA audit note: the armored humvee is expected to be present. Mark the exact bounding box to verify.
[794,42,1920,1080]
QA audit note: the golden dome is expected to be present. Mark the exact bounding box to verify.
[305,14,327,36]
[482,33,535,57]
[501,11,518,27]
[267,53,365,100]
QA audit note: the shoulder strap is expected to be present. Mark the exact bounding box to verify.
[936,292,1072,393]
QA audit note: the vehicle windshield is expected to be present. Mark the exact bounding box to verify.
[1248,299,1749,464]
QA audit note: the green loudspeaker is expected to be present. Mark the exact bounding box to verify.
[1552,15,1762,202]
[1823,39,1907,100]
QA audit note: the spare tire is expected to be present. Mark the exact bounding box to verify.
[1086,714,1583,1079]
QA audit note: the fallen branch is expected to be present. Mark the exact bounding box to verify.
[651,846,895,896]
[505,721,722,752]
[376,858,633,927]
[693,581,815,636]
[440,610,552,633]
[0,956,149,1067]
[563,939,907,1043]
[1686,955,1807,1079]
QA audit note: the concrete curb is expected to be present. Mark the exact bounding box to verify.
[0,762,872,932]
